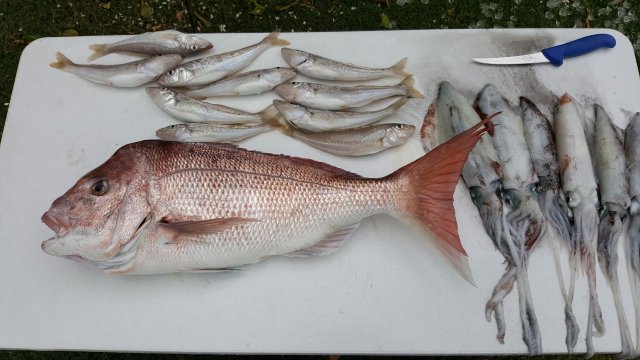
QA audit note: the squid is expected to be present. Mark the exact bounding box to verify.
[429,83,510,342]
[624,112,640,358]
[520,97,579,352]
[474,85,545,355]
[593,104,634,358]
[554,94,604,358]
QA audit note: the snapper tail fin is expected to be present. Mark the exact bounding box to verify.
[389,114,495,284]
[88,44,109,61]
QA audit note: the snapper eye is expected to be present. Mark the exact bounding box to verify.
[91,179,109,196]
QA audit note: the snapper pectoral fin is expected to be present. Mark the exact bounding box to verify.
[159,217,259,243]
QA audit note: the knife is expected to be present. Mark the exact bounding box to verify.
[473,34,616,66]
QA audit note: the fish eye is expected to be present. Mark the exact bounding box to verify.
[90,179,109,196]
[168,70,175,75]
[394,124,404,129]
[190,45,198,50]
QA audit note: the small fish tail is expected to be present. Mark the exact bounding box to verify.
[260,104,286,129]
[264,31,290,46]
[88,44,108,61]
[49,52,73,69]
[390,115,493,284]
[270,105,294,137]
[400,76,424,99]
[391,57,410,77]
[387,96,410,111]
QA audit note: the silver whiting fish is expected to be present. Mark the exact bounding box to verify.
[273,98,408,133]
[145,87,280,125]
[50,53,183,88]
[281,47,409,81]
[157,31,289,87]
[273,77,423,111]
[88,30,212,61]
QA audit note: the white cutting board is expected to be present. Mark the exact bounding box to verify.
[0,29,638,354]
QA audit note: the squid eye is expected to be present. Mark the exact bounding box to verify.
[91,179,109,196]
[469,187,483,206]
[503,189,520,208]
[531,183,541,194]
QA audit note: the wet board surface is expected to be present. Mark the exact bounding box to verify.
[0,29,639,354]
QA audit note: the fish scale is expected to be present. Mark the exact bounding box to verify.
[130,155,397,273]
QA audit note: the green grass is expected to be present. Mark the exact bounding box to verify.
[1,0,639,140]
[1,0,639,358]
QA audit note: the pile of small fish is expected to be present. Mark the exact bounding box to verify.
[422,81,640,358]
[50,30,424,157]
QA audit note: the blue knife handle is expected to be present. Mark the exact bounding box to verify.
[541,34,616,66]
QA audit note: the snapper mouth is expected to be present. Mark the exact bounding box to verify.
[41,209,70,236]
[41,212,151,261]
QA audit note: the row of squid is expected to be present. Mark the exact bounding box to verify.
[422,81,640,358]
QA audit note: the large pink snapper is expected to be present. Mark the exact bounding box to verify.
[41,119,490,278]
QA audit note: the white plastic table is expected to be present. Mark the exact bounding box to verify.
[0,29,638,354]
